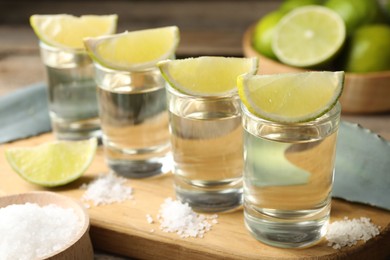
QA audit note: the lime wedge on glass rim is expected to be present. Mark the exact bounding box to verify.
[237,71,344,123]
[157,56,258,96]
[30,14,118,50]
[84,26,180,71]
[272,6,346,68]
[5,138,97,187]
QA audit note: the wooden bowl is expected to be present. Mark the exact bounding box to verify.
[242,26,390,114]
[0,191,93,260]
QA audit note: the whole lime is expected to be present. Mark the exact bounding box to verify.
[252,10,286,59]
[280,0,323,12]
[343,24,390,73]
[325,0,383,35]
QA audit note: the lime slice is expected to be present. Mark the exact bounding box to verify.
[237,71,344,123]
[157,56,258,96]
[84,26,179,71]
[272,6,346,68]
[5,138,97,187]
[30,14,118,49]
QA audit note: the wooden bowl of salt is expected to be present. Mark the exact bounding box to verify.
[242,26,390,114]
[0,191,93,260]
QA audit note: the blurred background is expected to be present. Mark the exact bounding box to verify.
[0,0,280,94]
[0,0,389,139]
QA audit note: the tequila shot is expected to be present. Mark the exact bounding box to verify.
[160,56,257,212]
[242,102,341,248]
[31,14,117,140]
[166,85,243,212]
[39,42,101,140]
[85,27,179,178]
[94,64,171,178]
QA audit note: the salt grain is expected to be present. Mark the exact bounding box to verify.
[326,217,380,249]
[81,172,133,206]
[0,203,82,260]
[146,214,154,224]
[156,198,218,238]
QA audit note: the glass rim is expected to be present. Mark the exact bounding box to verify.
[92,60,159,73]
[165,82,239,101]
[38,41,86,54]
[241,101,341,126]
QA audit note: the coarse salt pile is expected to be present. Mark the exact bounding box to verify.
[155,198,218,238]
[80,172,133,206]
[326,217,381,249]
[0,203,82,260]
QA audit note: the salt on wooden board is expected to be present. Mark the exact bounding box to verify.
[80,172,133,206]
[149,197,219,239]
[326,217,381,249]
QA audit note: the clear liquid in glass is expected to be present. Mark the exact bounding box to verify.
[40,42,101,140]
[168,88,243,212]
[96,65,171,178]
[242,104,340,248]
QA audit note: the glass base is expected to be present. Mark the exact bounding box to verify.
[176,187,242,213]
[51,116,101,141]
[174,174,243,212]
[244,204,329,248]
[107,155,172,179]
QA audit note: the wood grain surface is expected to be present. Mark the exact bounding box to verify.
[0,133,389,259]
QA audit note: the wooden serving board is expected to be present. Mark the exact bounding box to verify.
[1,133,389,259]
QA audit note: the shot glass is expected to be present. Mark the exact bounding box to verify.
[39,42,101,140]
[166,84,243,212]
[94,63,171,178]
[242,102,341,248]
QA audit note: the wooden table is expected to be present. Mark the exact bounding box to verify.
[1,1,389,259]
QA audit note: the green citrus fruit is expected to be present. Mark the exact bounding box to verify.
[5,138,97,187]
[237,71,344,123]
[84,26,179,71]
[272,6,346,68]
[157,57,258,96]
[343,24,390,73]
[325,0,383,35]
[252,10,286,59]
[30,14,117,50]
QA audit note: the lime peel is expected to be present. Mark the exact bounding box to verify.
[158,56,259,96]
[5,138,97,187]
[84,26,180,71]
[238,71,344,123]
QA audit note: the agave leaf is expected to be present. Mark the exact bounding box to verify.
[246,137,310,187]
[334,121,390,211]
[0,83,51,144]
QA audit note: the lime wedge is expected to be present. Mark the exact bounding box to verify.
[30,14,118,49]
[157,57,258,96]
[237,71,344,123]
[272,6,346,68]
[5,138,97,187]
[84,26,179,71]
